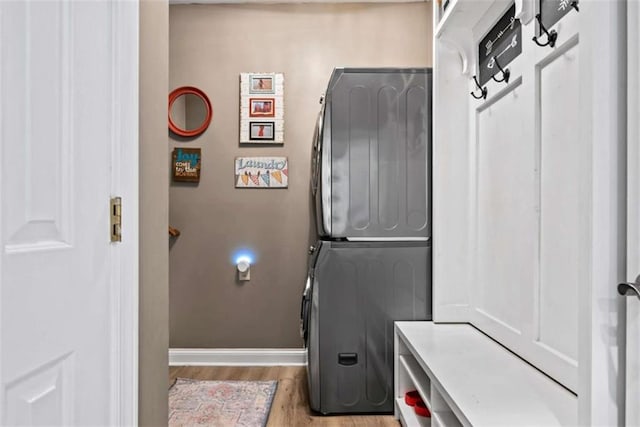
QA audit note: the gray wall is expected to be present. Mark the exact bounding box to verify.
[169,3,432,348]
[139,1,169,425]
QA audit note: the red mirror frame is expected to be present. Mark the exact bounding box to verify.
[168,86,213,138]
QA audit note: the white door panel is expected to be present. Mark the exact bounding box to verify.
[472,78,534,343]
[467,1,580,393]
[3,1,73,250]
[0,1,138,425]
[536,38,580,366]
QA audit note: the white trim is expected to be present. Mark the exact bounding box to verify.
[578,1,626,425]
[109,1,139,426]
[169,349,307,366]
[0,5,4,423]
[626,2,640,425]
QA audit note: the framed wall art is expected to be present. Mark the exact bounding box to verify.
[249,75,275,94]
[235,157,288,188]
[249,121,275,141]
[172,147,201,182]
[240,72,284,144]
[249,98,275,117]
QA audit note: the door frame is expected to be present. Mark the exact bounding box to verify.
[577,1,627,425]
[625,1,639,425]
[109,1,139,425]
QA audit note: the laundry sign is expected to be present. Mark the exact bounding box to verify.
[235,156,288,188]
[172,147,201,182]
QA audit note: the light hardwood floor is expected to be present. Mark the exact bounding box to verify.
[169,366,400,427]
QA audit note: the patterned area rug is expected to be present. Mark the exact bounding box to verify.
[169,378,278,427]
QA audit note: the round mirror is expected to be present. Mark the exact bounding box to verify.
[168,86,212,138]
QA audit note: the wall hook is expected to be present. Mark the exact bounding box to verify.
[470,75,487,100]
[491,57,510,84]
[532,14,558,48]
[571,0,579,12]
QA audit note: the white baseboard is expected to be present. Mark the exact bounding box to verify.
[169,348,307,366]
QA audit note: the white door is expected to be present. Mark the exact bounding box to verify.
[0,1,138,425]
[624,1,640,425]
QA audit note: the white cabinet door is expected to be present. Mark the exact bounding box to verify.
[0,1,138,425]
[469,2,581,393]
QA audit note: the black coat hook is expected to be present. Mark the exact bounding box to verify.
[571,0,579,12]
[490,57,510,84]
[532,14,558,48]
[470,75,487,100]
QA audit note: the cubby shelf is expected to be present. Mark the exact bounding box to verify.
[394,321,577,427]
[432,410,462,427]
[398,355,432,409]
[395,397,432,427]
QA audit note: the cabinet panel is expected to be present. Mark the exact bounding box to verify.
[473,79,535,338]
[459,3,580,393]
[537,41,580,364]
[432,43,473,321]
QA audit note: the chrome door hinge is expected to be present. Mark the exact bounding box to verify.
[111,197,122,242]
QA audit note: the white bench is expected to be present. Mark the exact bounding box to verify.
[394,321,578,427]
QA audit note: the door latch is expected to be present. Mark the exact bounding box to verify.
[110,197,122,242]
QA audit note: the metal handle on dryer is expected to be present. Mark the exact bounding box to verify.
[338,353,358,366]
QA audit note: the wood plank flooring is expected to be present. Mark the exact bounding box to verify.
[169,366,399,427]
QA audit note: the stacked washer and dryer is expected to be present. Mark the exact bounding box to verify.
[300,68,433,414]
